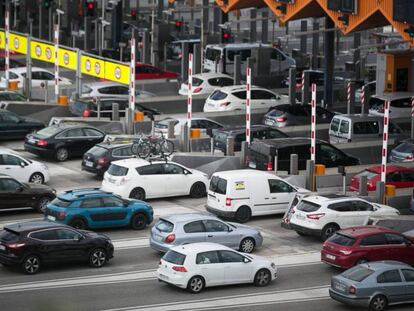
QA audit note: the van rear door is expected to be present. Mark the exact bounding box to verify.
[329,117,350,144]
[207,175,228,210]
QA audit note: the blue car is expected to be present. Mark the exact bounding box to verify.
[44,188,153,230]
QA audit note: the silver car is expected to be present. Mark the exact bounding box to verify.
[330,261,414,311]
[149,213,263,253]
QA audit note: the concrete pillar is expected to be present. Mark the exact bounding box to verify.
[306,159,315,191]
[290,154,299,175]
[193,43,201,74]
[376,181,385,204]
[323,18,335,108]
[181,42,189,82]
[250,9,257,42]
[302,70,311,105]
[353,32,361,81]
[142,31,151,64]
[359,175,368,196]
[226,137,235,156]
[234,54,241,85]
[112,103,120,121]
[202,0,209,33]
[181,124,189,152]
[261,10,268,43]
[168,120,175,139]
[289,67,297,106]
[300,20,307,55]
[311,20,320,69]
[125,108,134,135]
[241,141,248,167]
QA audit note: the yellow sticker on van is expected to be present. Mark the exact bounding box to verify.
[235,181,245,190]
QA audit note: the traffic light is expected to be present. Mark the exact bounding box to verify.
[131,8,137,19]
[175,20,182,31]
[43,0,53,9]
[404,27,414,38]
[84,0,96,17]
[221,29,231,43]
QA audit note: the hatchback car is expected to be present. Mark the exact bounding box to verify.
[322,226,414,269]
[45,188,153,230]
[101,158,209,200]
[0,67,72,88]
[157,242,277,293]
[24,124,106,161]
[204,85,288,112]
[178,73,234,96]
[0,221,114,274]
[80,82,155,99]
[263,104,336,128]
[0,174,56,212]
[350,165,414,192]
[330,261,414,311]
[389,139,414,163]
[0,109,45,140]
[150,213,263,253]
[154,117,224,137]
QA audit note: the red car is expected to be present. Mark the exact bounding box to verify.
[349,165,414,192]
[321,226,414,269]
[135,63,179,80]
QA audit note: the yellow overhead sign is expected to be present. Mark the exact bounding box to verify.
[81,55,105,79]
[9,33,27,55]
[58,48,77,70]
[31,40,55,63]
[0,31,5,49]
[105,62,130,85]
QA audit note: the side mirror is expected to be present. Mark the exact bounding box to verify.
[228,227,233,232]
[18,186,24,192]
[76,235,84,242]
[243,257,251,263]
[20,162,25,168]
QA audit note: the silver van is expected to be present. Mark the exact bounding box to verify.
[329,114,404,144]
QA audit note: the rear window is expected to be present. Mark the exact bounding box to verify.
[342,265,375,282]
[296,200,321,212]
[36,126,61,138]
[163,250,186,265]
[155,219,174,233]
[394,142,414,153]
[353,121,379,135]
[356,170,378,180]
[0,229,20,242]
[107,164,129,176]
[87,146,108,157]
[210,90,228,101]
[330,118,340,132]
[50,198,71,208]
[328,233,356,246]
[209,176,227,195]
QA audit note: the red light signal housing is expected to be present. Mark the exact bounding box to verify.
[175,21,182,29]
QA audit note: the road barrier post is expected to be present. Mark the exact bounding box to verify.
[376,181,385,204]
[246,67,252,145]
[241,141,248,167]
[411,97,414,140]
[380,100,390,203]
[311,83,316,162]
[290,154,298,175]
[306,159,315,191]
[187,53,193,152]
[359,175,368,196]
[226,137,235,156]
[112,103,120,121]
[347,81,356,115]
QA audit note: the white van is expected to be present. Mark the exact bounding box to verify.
[206,169,309,223]
[204,43,296,75]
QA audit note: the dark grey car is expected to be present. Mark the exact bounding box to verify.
[149,213,263,253]
[330,261,414,311]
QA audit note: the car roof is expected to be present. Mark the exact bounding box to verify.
[5,221,67,233]
[338,226,397,238]
[84,81,126,89]
[0,173,18,179]
[251,137,327,148]
[333,114,383,122]
[302,194,355,205]
[359,261,411,271]
[161,213,218,223]
[58,188,114,201]
[191,73,233,79]
[218,85,273,93]
[10,67,50,74]
[48,123,96,130]
[372,92,414,100]
[212,169,283,180]
[170,242,231,255]
[365,165,414,174]
[111,157,178,168]
[215,125,283,134]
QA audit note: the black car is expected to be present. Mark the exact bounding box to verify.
[69,97,160,120]
[0,109,45,140]
[0,174,56,212]
[0,90,28,101]
[248,137,360,172]
[0,58,24,71]
[213,125,289,154]
[0,221,114,274]
[82,142,135,176]
[24,124,106,161]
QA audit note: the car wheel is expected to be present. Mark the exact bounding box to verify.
[254,269,271,287]
[369,295,388,311]
[69,218,87,230]
[321,224,339,241]
[239,237,256,253]
[89,248,107,268]
[35,196,52,213]
[187,276,205,294]
[131,213,147,230]
[130,188,146,201]
[189,182,206,198]
[22,255,41,274]
[29,172,44,184]
[235,206,251,223]
[56,148,69,161]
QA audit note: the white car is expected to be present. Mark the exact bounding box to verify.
[101,158,209,200]
[0,67,72,88]
[368,93,413,118]
[0,148,49,184]
[289,195,400,241]
[178,73,234,96]
[157,242,277,293]
[203,85,288,112]
[81,82,155,99]
[154,117,224,137]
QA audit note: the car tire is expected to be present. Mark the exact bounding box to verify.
[187,276,205,294]
[235,206,251,223]
[89,248,107,268]
[22,255,41,274]
[296,231,308,237]
[321,224,339,241]
[69,218,87,230]
[35,196,52,213]
[131,213,148,230]
[55,148,69,161]
[189,182,206,198]
[254,269,271,287]
[369,295,388,311]
[29,172,44,184]
[130,188,146,201]
[239,237,256,253]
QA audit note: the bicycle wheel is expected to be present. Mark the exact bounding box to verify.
[137,141,152,158]
[131,141,140,155]
[160,139,174,156]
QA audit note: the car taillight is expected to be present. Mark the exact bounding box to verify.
[172,266,187,272]
[193,87,202,93]
[339,249,352,255]
[7,243,25,249]
[367,182,374,191]
[37,139,48,147]
[57,212,66,220]
[165,233,176,243]
[266,161,273,171]
[306,213,325,220]
[225,198,232,206]
[97,158,108,165]
[83,109,91,117]
[348,285,357,295]
[276,117,287,123]
[219,102,231,107]
[406,154,414,160]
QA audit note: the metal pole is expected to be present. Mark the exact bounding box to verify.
[187,53,193,152]
[381,101,390,184]
[130,36,136,111]
[361,85,366,115]
[97,97,101,119]
[150,3,155,65]
[54,22,60,103]
[289,67,296,106]
[5,0,10,88]
[101,0,105,53]
[311,83,316,162]
[246,67,252,145]
[75,49,81,98]
[25,36,32,98]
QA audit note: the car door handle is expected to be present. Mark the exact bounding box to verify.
[271,197,277,199]
[207,235,213,238]
[5,167,11,169]
[264,197,269,200]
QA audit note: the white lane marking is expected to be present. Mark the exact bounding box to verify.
[0,252,322,294]
[103,286,330,311]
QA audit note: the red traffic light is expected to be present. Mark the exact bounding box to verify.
[175,21,182,28]
[87,2,94,9]
[131,9,137,17]
[223,32,230,39]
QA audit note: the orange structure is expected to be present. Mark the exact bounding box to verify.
[215,0,266,13]
[264,0,324,23]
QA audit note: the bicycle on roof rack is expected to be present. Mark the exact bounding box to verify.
[131,132,174,159]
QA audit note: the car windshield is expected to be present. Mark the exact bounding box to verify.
[394,142,414,153]
[209,176,227,195]
[50,198,72,208]
[155,219,174,233]
[205,48,221,61]
[163,250,186,265]
[296,200,321,212]
[328,233,356,246]
[342,265,375,282]
[209,90,228,101]
[36,126,61,138]
[356,170,378,180]
[107,164,129,176]
[88,146,108,157]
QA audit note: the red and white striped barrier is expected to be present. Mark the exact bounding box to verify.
[5,7,10,84]
[129,37,136,111]
[311,83,316,162]
[347,81,351,108]
[54,24,60,100]
[411,97,414,117]
[381,101,390,183]
[187,53,193,131]
[361,85,366,114]
[301,71,305,93]
[246,67,252,144]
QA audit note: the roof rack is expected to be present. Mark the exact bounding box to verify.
[64,188,101,193]
[147,156,168,164]
[104,134,139,144]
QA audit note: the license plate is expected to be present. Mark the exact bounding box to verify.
[208,103,215,107]
[159,274,168,280]
[84,160,94,167]
[28,138,36,144]
[296,214,305,220]
[265,120,274,126]
[108,178,116,184]
[0,244,5,251]
[334,283,346,292]
[156,234,164,242]
[47,215,56,221]
[326,254,336,260]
